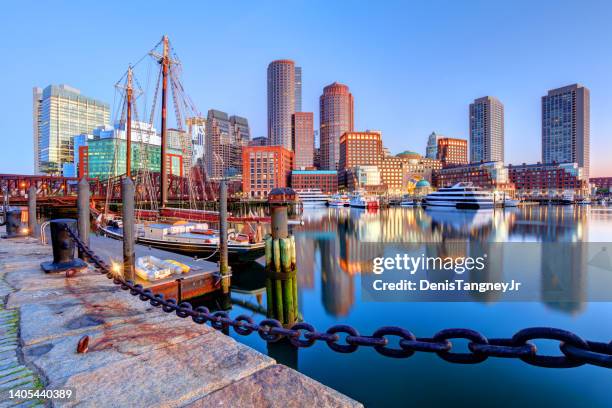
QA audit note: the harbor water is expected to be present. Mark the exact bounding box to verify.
[230,205,612,407]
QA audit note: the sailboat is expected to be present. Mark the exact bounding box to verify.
[98,36,265,264]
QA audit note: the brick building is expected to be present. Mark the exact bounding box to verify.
[436,137,468,167]
[433,161,514,194]
[242,146,293,198]
[291,170,338,194]
[508,162,588,197]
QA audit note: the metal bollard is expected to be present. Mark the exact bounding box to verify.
[40,219,87,273]
[1,209,26,239]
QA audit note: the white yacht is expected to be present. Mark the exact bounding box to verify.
[349,191,379,209]
[328,194,350,207]
[423,183,494,209]
[296,189,329,207]
[560,191,575,205]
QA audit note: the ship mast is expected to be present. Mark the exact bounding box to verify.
[126,65,133,178]
[160,35,170,207]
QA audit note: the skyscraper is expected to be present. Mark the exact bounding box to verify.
[425,132,442,159]
[469,96,504,163]
[294,66,302,112]
[542,84,590,178]
[267,60,295,150]
[205,109,250,179]
[319,82,354,170]
[292,112,314,169]
[33,84,110,175]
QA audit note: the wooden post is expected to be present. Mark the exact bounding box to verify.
[77,178,89,258]
[122,177,135,281]
[28,185,38,238]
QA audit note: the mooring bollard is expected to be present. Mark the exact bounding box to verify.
[1,208,25,239]
[40,219,87,273]
[218,180,232,310]
[28,185,38,238]
[265,188,299,327]
[77,178,90,259]
[122,177,135,281]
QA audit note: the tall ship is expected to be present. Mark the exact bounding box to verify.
[422,182,494,209]
[296,189,329,206]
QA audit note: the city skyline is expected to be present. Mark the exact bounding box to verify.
[3,1,612,176]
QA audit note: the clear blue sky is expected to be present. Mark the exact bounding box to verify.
[2,0,612,176]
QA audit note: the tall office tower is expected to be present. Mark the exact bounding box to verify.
[33,84,109,175]
[469,96,504,163]
[339,131,383,170]
[205,109,250,179]
[267,60,295,149]
[319,82,354,170]
[294,66,302,112]
[425,132,442,159]
[542,84,590,179]
[292,112,314,169]
[186,116,206,166]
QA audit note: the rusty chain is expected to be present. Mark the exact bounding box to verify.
[66,228,612,369]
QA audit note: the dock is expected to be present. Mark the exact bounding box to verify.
[0,231,361,407]
[88,235,221,302]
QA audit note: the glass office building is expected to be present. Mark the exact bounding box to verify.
[33,84,109,175]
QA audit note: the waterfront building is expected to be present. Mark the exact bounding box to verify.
[425,132,443,159]
[242,146,294,198]
[186,116,206,166]
[33,84,110,175]
[469,96,504,163]
[344,165,383,193]
[590,177,612,191]
[205,109,250,180]
[320,82,354,169]
[378,156,404,195]
[395,151,442,184]
[291,170,338,194]
[508,162,588,198]
[75,121,188,180]
[267,60,295,150]
[249,136,268,146]
[292,112,314,169]
[294,66,302,112]
[433,161,514,193]
[339,131,383,170]
[437,137,468,167]
[542,84,590,179]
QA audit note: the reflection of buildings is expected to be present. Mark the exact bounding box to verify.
[320,233,354,317]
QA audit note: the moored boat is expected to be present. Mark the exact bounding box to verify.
[423,182,494,209]
[349,191,379,209]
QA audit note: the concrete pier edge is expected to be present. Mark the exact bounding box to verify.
[0,232,362,408]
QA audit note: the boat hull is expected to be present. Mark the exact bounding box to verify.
[101,227,265,264]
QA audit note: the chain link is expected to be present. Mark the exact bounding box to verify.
[66,228,612,369]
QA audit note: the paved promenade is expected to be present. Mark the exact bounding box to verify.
[0,233,361,407]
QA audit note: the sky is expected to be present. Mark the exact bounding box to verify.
[1,0,612,176]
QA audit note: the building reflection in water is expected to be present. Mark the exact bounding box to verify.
[291,204,596,317]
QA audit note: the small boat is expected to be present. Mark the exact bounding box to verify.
[399,195,418,207]
[350,191,379,209]
[560,191,575,205]
[101,221,265,264]
[296,188,329,207]
[577,198,591,205]
[423,182,494,210]
[328,194,350,207]
[135,256,183,281]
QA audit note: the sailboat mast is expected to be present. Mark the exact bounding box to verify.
[160,35,169,207]
[126,66,133,178]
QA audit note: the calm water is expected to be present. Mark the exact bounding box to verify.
[231,205,612,407]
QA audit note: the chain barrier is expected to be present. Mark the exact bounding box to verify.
[66,228,612,369]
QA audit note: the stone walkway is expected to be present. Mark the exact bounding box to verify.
[0,241,43,407]
[0,234,361,407]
